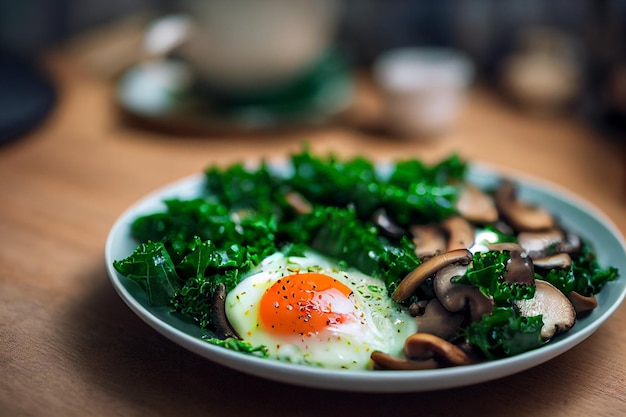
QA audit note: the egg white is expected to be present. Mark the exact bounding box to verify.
[224,251,417,370]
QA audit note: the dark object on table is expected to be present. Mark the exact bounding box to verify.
[0,49,56,144]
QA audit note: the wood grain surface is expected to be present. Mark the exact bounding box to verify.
[1,49,625,417]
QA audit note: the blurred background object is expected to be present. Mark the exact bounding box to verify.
[373,47,473,137]
[147,0,340,94]
[115,0,353,133]
[499,27,583,116]
[0,47,56,144]
[0,0,624,139]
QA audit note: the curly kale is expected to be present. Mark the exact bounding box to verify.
[538,242,618,297]
[458,251,535,305]
[465,307,544,360]
[452,251,542,359]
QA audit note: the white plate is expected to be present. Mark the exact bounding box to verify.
[105,163,626,393]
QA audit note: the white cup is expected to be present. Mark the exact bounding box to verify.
[373,47,474,138]
[144,0,340,95]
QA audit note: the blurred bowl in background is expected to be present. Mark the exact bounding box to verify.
[499,27,582,116]
[145,0,341,96]
[373,47,474,138]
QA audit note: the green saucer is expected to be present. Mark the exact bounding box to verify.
[117,49,354,133]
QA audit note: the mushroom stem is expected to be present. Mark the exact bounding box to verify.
[370,351,438,370]
[392,249,473,302]
[404,333,474,367]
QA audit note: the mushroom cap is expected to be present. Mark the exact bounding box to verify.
[503,250,535,285]
[392,249,473,302]
[455,183,499,224]
[487,242,525,253]
[514,280,576,339]
[517,229,565,259]
[211,283,241,340]
[410,224,447,260]
[533,253,573,270]
[567,291,598,314]
[433,263,494,322]
[404,333,474,366]
[415,299,465,340]
[556,232,582,255]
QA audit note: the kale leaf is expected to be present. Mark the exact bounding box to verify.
[280,205,420,289]
[465,307,544,360]
[536,242,618,296]
[113,241,183,306]
[457,251,535,305]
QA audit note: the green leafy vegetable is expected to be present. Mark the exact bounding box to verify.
[284,150,465,225]
[113,241,182,306]
[458,251,535,305]
[536,242,618,297]
[465,307,544,360]
[205,337,269,357]
[281,205,420,290]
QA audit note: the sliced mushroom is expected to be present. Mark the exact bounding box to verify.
[212,283,240,340]
[433,264,494,321]
[441,215,475,252]
[495,180,555,232]
[410,224,447,259]
[533,253,573,270]
[503,250,535,285]
[556,232,582,256]
[514,280,576,339]
[392,249,473,302]
[455,183,499,224]
[372,208,406,239]
[370,351,438,370]
[567,291,598,314]
[487,242,525,253]
[517,229,565,259]
[284,191,313,215]
[492,220,515,236]
[415,299,465,340]
[404,333,474,367]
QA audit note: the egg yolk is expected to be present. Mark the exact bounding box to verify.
[259,272,355,337]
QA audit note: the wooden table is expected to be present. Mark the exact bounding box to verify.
[1,48,625,417]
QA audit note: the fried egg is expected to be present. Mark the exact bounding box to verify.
[225,251,417,370]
